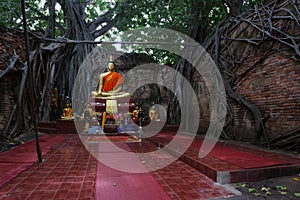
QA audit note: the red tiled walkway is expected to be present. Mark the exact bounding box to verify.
[0,135,97,200]
[148,132,300,184]
[0,134,66,188]
[0,134,234,200]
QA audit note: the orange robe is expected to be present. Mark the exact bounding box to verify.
[102,72,124,92]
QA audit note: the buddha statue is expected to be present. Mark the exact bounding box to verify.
[92,61,130,114]
[63,103,73,118]
[149,107,159,121]
[83,102,94,131]
[92,61,130,99]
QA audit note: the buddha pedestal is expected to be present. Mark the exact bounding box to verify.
[88,97,135,133]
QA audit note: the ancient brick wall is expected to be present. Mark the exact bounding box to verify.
[193,45,300,141]
[0,76,12,131]
[235,53,300,139]
[193,2,300,142]
[0,26,26,133]
[0,73,22,131]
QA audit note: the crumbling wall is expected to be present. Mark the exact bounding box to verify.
[0,26,26,135]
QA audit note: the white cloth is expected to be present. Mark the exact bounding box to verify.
[106,99,118,113]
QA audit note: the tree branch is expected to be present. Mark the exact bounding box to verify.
[92,19,117,38]
[88,9,114,32]
[0,51,18,79]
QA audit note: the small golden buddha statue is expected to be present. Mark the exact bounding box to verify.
[63,103,73,118]
[149,107,159,121]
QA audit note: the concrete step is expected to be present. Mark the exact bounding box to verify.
[37,127,57,134]
[38,121,56,129]
[38,120,78,134]
[148,133,300,184]
[38,121,57,134]
[56,119,77,134]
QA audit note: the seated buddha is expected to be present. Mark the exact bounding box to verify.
[63,103,73,118]
[92,61,130,100]
[92,61,130,114]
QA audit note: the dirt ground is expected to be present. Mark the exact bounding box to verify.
[213,174,300,200]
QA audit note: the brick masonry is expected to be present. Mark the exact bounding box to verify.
[0,26,27,133]
[0,75,19,131]
[194,44,300,141]
[192,7,300,142]
[236,54,300,137]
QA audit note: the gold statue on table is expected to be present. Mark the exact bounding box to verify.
[63,103,73,118]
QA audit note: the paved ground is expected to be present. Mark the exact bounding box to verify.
[0,134,233,200]
[0,133,299,200]
[0,135,97,200]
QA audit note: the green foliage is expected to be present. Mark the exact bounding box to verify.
[85,0,110,21]
[145,48,178,65]
[0,0,262,64]
[0,0,110,34]
[0,0,262,34]
[0,0,49,30]
[114,0,229,64]
[115,0,226,35]
[0,0,22,28]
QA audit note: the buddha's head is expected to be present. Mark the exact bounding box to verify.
[107,62,115,71]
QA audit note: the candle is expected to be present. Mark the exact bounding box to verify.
[102,112,106,129]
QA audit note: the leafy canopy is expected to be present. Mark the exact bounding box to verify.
[0,0,261,63]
